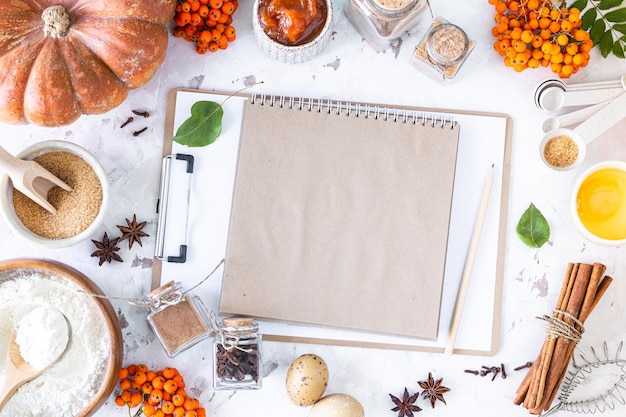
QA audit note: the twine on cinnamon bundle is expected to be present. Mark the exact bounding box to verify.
[513,262,613,415]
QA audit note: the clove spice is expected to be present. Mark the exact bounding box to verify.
[133,127,148,137]
[120,117,134,128]
[132,109,150,118]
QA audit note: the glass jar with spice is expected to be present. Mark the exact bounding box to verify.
[345,0,428,50]
[146,281,212,358]
[410,17,475,84]
[212,316,262,390]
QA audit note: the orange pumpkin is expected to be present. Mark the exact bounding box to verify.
[0,0,177,127]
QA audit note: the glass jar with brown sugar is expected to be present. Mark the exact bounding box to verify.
[345,0,427,50]
[411,17,475,84]
[146,281,212,358]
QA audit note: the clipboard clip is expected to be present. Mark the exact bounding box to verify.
[155,153,194,263]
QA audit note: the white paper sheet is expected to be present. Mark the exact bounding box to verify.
[159,90,509,355]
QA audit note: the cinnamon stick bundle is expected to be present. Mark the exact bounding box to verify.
[513,262,613,415]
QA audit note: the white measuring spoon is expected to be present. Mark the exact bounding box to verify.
[538,85,624,112]
[541,100,612,132]
[540,90,626,171]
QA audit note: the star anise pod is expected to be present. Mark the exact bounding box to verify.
[389,387,421,417]
[91,232,123,266]
[418,372,450,408]
[117,214,149,249]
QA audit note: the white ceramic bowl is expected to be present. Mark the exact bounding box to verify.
[253,0,334,64]
[0,140,109,248]
[569,160,626,247]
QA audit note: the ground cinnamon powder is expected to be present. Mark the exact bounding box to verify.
[149,297,210,354]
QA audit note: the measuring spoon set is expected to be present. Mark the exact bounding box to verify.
[534,75,626,170]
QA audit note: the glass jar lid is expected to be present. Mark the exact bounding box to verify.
[367,0,420,16]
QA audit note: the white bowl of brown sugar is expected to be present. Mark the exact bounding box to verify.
[0,140,109,248]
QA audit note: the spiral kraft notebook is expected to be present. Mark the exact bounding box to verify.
[156,88,511,355]
[219,95,460,340]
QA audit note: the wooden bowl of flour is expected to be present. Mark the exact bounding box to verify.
[0,258,122,416]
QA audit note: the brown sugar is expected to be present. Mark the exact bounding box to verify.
[544,134,579,168]
[12,151,102,239]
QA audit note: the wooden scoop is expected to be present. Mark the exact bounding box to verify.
[0,144,71,214]
[0,311,69,411]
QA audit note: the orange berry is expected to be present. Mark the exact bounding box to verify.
[183,397,200,411]
[175,11,191,26]
[574,29,589,42]
[143,404,157,417]
[560,20,572,32]
[190,12,202,26]
[121,390,132,403]
[495,1,507,14]
[119,368,129,379]
[216,34,229,49]
[224,25,236,39]
[134,371,148,386]
[120,378,132,391]
[172,26,186,37]
[556,33,569,46]
[549,8,561,21]
[149,389,163,405]
[141,382,154,395]
[181,2,191,12]
[531,35,543,48]
[115,395,126,407]
[173,407,186,417]
[154,410,165,417]
[208,7,221,21]
[221,1,235,15]
[196,408,206,417]
[129,391,143,408]
[209,0,223,8]
[217,11,229,23]
[190,0,201,11]
[152,376,166,390]
[164,379,178,394]
[127,364,137,376]
[162,401,176,414]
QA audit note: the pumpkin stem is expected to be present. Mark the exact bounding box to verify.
[42,5,71,38]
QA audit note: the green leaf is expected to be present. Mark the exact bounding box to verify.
[516,203,550,249]
[598,0,622,10]
[570,0,588,11]
[172,101,223,147]
[581,8,597,30]
[605,8,626,22]
[589,19,606,44]
[612,40,625,57]
[614,23,626,34]
[600,30,614,57]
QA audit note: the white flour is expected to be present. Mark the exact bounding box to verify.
[0,271,111,417]
[15,306,69,370]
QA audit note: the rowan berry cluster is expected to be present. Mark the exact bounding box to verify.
[114,364,206,417]
[172,0,238,54]
[490,0,593,77]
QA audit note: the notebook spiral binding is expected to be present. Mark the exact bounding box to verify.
[250,94,457,130]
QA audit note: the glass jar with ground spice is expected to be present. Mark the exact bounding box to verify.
[212,316,262,390]
[410,17,474,83]
[146,281,211,358]
[345,0,427,50]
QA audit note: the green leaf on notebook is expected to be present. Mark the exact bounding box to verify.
[516,203,550,248]
[172,100,223,147]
